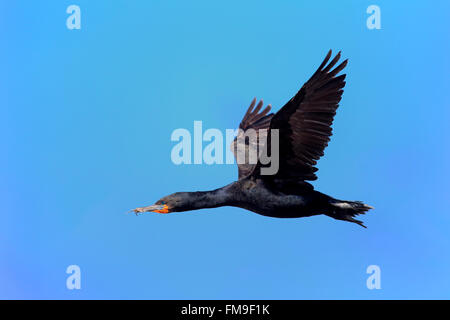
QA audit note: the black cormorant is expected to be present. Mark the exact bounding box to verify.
[132,50,373,227]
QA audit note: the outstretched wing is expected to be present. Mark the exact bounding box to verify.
[230,98,274,179]
[252,50,348,181]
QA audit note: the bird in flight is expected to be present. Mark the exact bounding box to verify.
[132,50,373,227]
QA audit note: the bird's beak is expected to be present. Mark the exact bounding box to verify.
[131,204,169,215]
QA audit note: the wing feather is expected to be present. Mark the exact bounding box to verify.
[251,50,348,181]
[230,98,274,179]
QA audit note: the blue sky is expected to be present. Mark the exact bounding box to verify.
[1,0,449,299]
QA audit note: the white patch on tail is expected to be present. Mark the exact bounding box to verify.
[332,202,353,209]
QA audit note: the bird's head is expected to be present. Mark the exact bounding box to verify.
[131,192,194,215]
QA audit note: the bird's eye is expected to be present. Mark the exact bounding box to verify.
[160,201,166,205]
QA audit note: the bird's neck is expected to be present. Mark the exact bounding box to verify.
[176,183,236,212]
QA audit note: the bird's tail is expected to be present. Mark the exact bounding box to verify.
[326,199,373,228]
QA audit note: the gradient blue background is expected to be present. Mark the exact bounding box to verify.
[1,1,449,299]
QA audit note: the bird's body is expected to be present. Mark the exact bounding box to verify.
[132,50,373,227]
[224,178,313,218]
[152,177,370,226]
[160,178,312,218]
